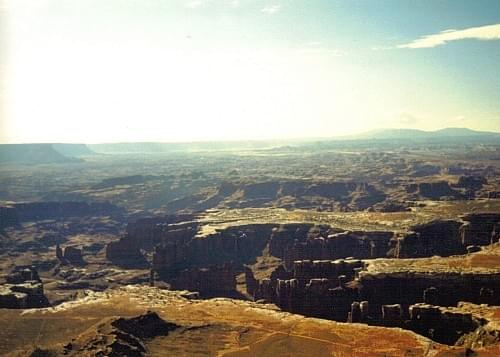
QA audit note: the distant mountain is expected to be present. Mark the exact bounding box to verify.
[0,143,94,164]
[432,127,496,136]
[88,140,301,154]
[352,127,500,140]
[51,143,96,157]
[1,127,498,162]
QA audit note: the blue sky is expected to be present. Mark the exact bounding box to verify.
[1,0,500,143]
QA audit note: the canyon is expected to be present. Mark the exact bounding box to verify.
[1,137,500,355]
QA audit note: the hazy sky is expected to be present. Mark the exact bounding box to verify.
[1,0,500,143]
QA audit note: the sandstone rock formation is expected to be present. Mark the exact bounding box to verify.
[395,220,464,258]
[167,262,237,297]
[244,265,258,296]
[56,245,85,265]
[66,311,179,356]
[282,230,394,268]
[251,260,363,321]
[456,175,487,190]
[408,303,479,345]
[357,270,500,313]
[106,215,196,268]
[0,266,49,308]
[406,181,462,199]
[460,213,500,246]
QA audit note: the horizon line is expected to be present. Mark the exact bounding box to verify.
[1,126,499,145]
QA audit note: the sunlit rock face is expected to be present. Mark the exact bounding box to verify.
[5,285,491,356]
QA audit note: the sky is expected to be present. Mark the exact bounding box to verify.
[1,0,500,143]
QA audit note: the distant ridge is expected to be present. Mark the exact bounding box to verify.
[1,128,498,159]
[51,143,96,157]
[351,127,500,140]
[0,143,95,164]
[87,140,298,154]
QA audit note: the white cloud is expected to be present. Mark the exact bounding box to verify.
[398,23,500,49]
[261,4,281,15]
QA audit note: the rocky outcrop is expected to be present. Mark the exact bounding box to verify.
[407,303,480,345]
[268,223,317,258]
[255,277,345,318]
[456,175,487,190]
[488,191,500,199]
[353,300,485,345]
[56,245,85,265]
[111,312,180,339]
[5,265,40,284]
[394,215,500,258]
[125,215,195,250]
[283,231,393,268]
[64,246,84,264]
[226,180,387,211]
[150,225,199,271]
[460,213,500,246]
[151,242,183,271]
[0,266,49,308]
[381,304,403,327]
[238,181,370,203]
[348,300,370,323]
[244,266,258,296]
[106,215,195,268]
[152,224,275,272]
[243,182,280,200]
[0,282,47,309]
[168,263,236,297]
[105,236,147,268]
[370,201,410,212]
[406,181,462,199]
[268,224,394,270]
[108,219,277,286]
[70,312,180,357]
[357,270,500,315]
[457,311,500,350]
[293,259,364,282]
[395,220,464,258]
[252,260,362,321]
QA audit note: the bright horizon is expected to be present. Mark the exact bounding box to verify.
[1,1,500,144]
[1,126,500,146]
